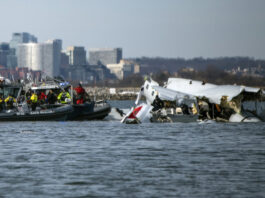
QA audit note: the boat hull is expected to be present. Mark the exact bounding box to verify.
[0,105,73,121]
[67,102,111,121]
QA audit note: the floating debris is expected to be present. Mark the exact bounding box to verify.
[20,130,35,133]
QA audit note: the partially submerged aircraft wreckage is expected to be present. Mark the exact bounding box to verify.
[121,77,265,124]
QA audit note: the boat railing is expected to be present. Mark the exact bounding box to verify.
[15,102,68,114]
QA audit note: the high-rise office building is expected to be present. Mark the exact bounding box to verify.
[46,39,62,77]
[17,39,62,77]
[0,43,10,67]
[61,52,70,68]
[8,32,38,68]
[66,46,87,66]
[89,48,122,65]
[9,32,37,50]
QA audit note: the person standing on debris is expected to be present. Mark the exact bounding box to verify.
[47,90,57,104]
[30,92,38,111]
[5,94,16,110]
[198,100,211,120]
[58,89,71,104]
[74,83,86,104]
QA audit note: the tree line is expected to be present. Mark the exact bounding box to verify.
[84,56,265,87]
[131,56,265,74]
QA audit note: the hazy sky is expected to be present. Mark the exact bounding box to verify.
[1,0,265,59]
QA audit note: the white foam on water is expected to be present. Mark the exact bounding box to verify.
[104,108,130,121]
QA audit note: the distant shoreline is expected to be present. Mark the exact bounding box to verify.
[84,87,139,100]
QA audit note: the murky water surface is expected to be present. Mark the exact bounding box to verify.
[0,108,265,197]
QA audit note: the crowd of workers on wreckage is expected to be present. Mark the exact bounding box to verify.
[148,94,246,122]
[0,83,89,112]
[154,96,238,122]
[149,96,209,120]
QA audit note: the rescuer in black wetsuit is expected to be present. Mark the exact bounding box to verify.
[47,90,57,104]
[152,95,164,111]
[181,104,190,115]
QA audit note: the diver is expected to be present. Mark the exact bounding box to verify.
[57,89,71,104]
[181,104,190,115]
[151,95,164,111]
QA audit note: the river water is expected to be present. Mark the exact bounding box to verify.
[0,101,265,198]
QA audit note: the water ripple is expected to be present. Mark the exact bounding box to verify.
[0,121,264,198]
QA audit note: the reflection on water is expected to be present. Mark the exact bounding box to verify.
[0,121,265,198]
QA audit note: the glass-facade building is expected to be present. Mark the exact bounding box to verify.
[17,40,62,77]
[89,48,122,65]
[0,42,10,67]
[67,46,87,66]
[8,32,38,68]
[9,32,37,50]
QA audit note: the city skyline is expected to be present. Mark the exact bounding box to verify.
[1,0,265,59]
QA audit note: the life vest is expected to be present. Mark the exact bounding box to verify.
[58,92,71,103]
[5,96,16,104]
[76,98,84,104]
[61,93,67,100]
[39,92,47,100]
[30,94,38,103]
[74,86,85,95]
